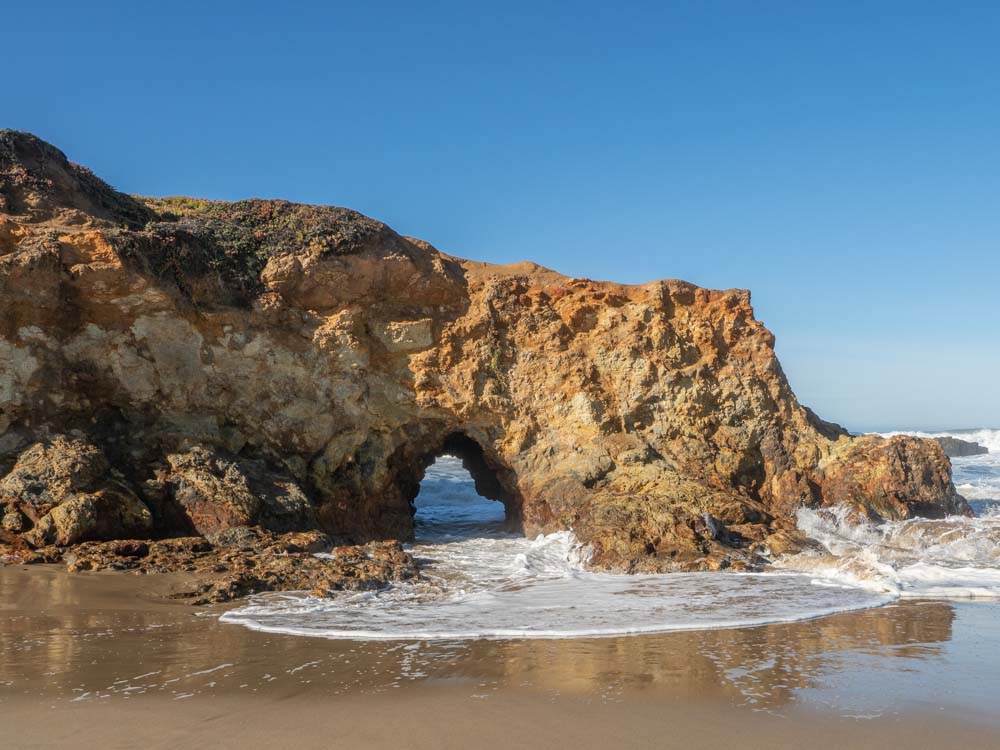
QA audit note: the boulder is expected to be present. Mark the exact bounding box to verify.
[0,436,109,511]
[156,446,317,536]
[28,484,153,546]
[0,436,153,546]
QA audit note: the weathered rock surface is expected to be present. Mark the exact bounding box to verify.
[0,530,416,604]
[0,130,970,583]
[933,436,989,458]
[0,436,153,546]
[150,446,318,536]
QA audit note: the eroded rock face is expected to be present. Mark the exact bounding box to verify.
[151,447,318,536]
[0,130,970,577]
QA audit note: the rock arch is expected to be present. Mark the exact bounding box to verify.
[412,431,523,533]
[310,424,525,543]
[0,130,969,576]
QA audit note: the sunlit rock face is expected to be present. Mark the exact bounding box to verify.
[0,131,969,572]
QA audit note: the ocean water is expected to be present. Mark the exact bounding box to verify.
[221,430,1000,641]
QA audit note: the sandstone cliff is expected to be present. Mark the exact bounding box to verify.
[0,131,969,579]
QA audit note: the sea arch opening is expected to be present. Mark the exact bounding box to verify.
[411,432,523,543]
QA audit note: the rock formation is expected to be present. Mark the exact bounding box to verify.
[933,436,989,458]
[0,131,970,589]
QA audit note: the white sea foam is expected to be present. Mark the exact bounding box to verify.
[775,505,1000,599]
[221,457,891,641]
[877,427,1000,454]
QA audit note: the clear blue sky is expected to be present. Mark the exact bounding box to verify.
[5,1,998,432]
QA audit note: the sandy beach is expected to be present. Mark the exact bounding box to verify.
[3,565,998,749]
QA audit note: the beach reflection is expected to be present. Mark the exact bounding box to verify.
[0,567,972,715]
[417,602,956,711]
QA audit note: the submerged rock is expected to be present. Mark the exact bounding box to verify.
[0,130,970,587]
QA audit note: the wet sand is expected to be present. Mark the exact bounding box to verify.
[3,565,999,749]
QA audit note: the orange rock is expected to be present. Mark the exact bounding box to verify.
[0,130,969,581]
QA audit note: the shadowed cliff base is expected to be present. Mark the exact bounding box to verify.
[0,130,969,598]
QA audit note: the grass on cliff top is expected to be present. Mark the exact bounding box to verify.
[138,196,391,257]
[142,196,218,216]
[117,196,396,308]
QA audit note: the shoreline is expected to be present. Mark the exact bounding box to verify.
[3,565,999,749]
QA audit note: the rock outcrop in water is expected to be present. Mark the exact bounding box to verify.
[0,131,970,587]
[933,437,989,458]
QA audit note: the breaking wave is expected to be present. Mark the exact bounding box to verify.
[776,505,1000,599]
[877,427,1000,454]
